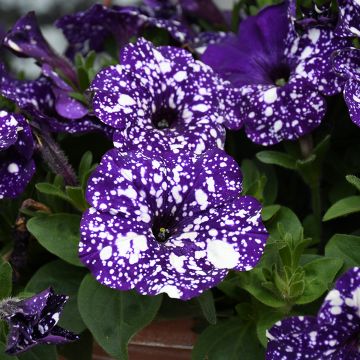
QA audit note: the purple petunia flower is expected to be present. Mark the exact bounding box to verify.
[79,148,268,300]
[56,4,191,59]
[335,0,360,38]
[0,288,79,355]
[90,38,238,155]
[266,267,360,359]
[0,111,35,199]
[333,47,360,127]
[202,2,350,145]
[3,12,77,84]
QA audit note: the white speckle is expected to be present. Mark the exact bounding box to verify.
[300,46,313,60]
[273,120,283,132]
[265,107,273,117]
[99,246,112,260]
[207,240,239,269]
[169,253,186,273]
[195,189,208,210]
[192,104,209,112]
[118,94,136,106]
[206,177,215,192]
[52,312,60,324]
[6,39,22,52]
[308,28,320,44]
[263,88,278,104]
[159,285,182,298]
[330,306,342,315]
[7,163,19,174]
[174,71,187,82]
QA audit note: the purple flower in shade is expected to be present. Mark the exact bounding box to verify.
[0,64,112,137]
[202,2,351,145]
[56,4,191,59]
[3,12,77,84]
[335,0,360,38]
[90,38,239,155]
[79,147,268,300]
[333,48,360,127]
[0,111,35,199]
[266,267,360,359]
[0,288,79,355]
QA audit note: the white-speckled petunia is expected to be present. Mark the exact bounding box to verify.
[79,147,268,300]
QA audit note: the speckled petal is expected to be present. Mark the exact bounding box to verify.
[335,0,360,37]
[266,316,321,360]
[0,111,19,150]
[243,77,326,146]
[285,27,350,96]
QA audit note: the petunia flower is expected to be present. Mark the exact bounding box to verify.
[202,2,350,145]
[335,0,360,38]
[333,47,360,127]
[3,11,77,84]
[90,38,239,155]
[0,288,79,355]
[0,111,35,199]
[56,4,191,59]
[266,267,360,359]
[0,64,112,136]
[79,147,268,300]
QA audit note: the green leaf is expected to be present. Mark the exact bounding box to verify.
[262,205,281,221]
[346,175,360,192]
[256,151,296,170]
[197,290,217,325]
[78,151,93,186]
[26,260,87,333]
[323,196,360,221]
[18,345,57,360]
[266,206,302,243]
[27,213,83,267]
[65,186,88,211]
[0,262,12,299]
[78,274,162,360]
[35,183,69,202]
[0,342,19,360]
[237,269,286,308]
[325,234,360,269]
[296,257,343,304]
[192,317,264,360]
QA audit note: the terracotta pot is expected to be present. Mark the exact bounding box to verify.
[61,318,197,360]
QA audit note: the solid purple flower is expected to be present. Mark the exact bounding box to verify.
[333,47,360,126]
[3,12,77,84]
[79,147,268,300]
[202,2,350,145]
[90,38,239,155]
[0,288,79,355]
[335,0,360,37]
[266,267,360,359]
[0,111,35,199]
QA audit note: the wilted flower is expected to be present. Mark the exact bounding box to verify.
[79,148,268,300]
[90,38,239,155]
[266,267,360,359]
[202,2,350,145]
[0,288,79,355]
[0,111,35,199]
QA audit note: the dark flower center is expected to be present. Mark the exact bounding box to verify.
[269,64,291,86]
[152,107,178,129]
[152,216,173,243]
